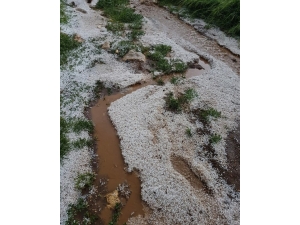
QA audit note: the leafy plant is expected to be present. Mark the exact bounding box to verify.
[200,107,221,122]
[106,22,125,33]
[170,76,180,84]
[75,172,96,190]
[73,119,94,134]
[182,88,198,102]
[186,128,192,137]
[108,203,122,225]
[209,134,222,144]
[154,44,172,56]
[72,138,94,149]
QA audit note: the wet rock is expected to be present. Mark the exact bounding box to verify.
[122,50,146,62]
[76,8,87,14]
[153,71,162,77]
[102,41,110,50]
[74,34,84,43]
[105,190,120,209]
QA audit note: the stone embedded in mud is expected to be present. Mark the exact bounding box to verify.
[102,41,110,50]
[105,190,120,209]
[74,34,84,43]
[122,50,146,62]
[76,8,87,14]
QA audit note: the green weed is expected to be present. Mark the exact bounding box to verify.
[72,138,94,149]
[165,88,197,111]
[73,119,94,134]
[186,128,192,137]
[75,172,96,191]
[61,117,71,160]
[200,108,221,122]
[60,33,81,66]
[127,29,145,41]
[106,22,125,33]
[108,203,122,225]
[154,44,172,56]
[209,134,222,144]
[171,59,188,73]
[183,88,198,102]
[93,80,105,99]
[170,76,180,84]
[60,0,68,24]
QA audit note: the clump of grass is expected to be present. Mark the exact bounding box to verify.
[75,172,96,191]
[60,33,81,66]
[200,107,221,122]
[106,22,125,34]
[165,88,197,111]
[154,44,172,56]
[66,198,98,225]
[113,40,140,57]
[109,203,122,225]
[156,58,173,73]
[73,119,94,134]
[170,76,180,84]
[60,117,71,160]
[209,134,222,144]
[127,29,145,41]
[60,0,68,24]
[157,78,165,86]
[159,0,240,37]
[171,59,188,73]
[183,88,198,102]
[72,138,94,149]
[107,87,112,95]
[186,128,192,137]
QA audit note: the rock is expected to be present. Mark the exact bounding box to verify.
[105,190,120,209]
[97,25,102,29]
[76,8,87,14]
[74,34,84,43]
[122,50,146,62]
[102,41,110,50]
[153,71,162,77]
[99,27,107,32]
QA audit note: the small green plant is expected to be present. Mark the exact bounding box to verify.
[127,29,145,41]
[61,116,71,160]
[106,22,125,34]
[66,198,98,225]
[186,128,192,137]
[113,40,139,57]
[170,76,180,85]
[209,134,222,144]
[200,108,221,122]
[60,0,68,24]
[157,78,165,86]
[156,58,173,73]
[165,92,181,111]
[93,80,105,99]
[183,88,198,102]
[60,33,81,66]
[172,59,188,73]
[72,138,94,149]
[109,203,122,225]
[73,119,94,134]
[75,172,96,190]
[154,44,172,56]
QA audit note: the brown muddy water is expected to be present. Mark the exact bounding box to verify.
[90,59,210,224]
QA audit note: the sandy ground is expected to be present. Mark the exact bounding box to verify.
[60,0,240,224]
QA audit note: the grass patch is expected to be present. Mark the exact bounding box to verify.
[147,44,188,74]
[72,138,94,149]
[66,198,98,225]
[209,134,222,144]
[75,172,96,191]
[106,22,125,34]
[60,0,68,24]
[158,0,240,37]
[61,117,71,160]
[200,107,221,122]
[156,78,165,86]
[112,40,141,57]
[170,76,180,84]
[165,88,197,111]
[93,80,105,99]
[73,119,94,134]
[127,29,145,41]
[186,128,192,137]
[109,203,122,225]
[60,33,81,66]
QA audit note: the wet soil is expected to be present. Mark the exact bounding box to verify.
[133,2,240,75]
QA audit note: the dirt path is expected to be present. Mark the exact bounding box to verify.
[132,1,240,75]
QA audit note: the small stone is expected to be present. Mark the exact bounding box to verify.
[102,41,110,50]
[115,49,119,54]
[122,50,146,62]
[74,34,84,43]
[76,8,87,14]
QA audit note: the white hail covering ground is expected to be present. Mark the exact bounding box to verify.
[60,0,240,224]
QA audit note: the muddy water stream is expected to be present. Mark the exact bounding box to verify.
[90,59,210,224]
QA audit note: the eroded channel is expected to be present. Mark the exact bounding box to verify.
[89,59,210,224]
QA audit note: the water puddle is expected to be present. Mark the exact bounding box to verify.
[90,57,210,224]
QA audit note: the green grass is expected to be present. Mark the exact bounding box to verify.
[73,119,94,134]
[106,22,125,34]
[66,198,98,225]
[147,44,188,74]
[108,203,122,225]
[75,172,96,191]
[60,0,68,24]
[93,80,105,99]
[165,88,197,111]
[72,138,94,149]
[200,107,221,122]
[209,134,222,144]
[113,40,141,57]
[158,0,240,37]
[127,29,145,41]
[60,117,71,160]
[170,76,180,84]
[60,33,81,66]
[186,128,192,137]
